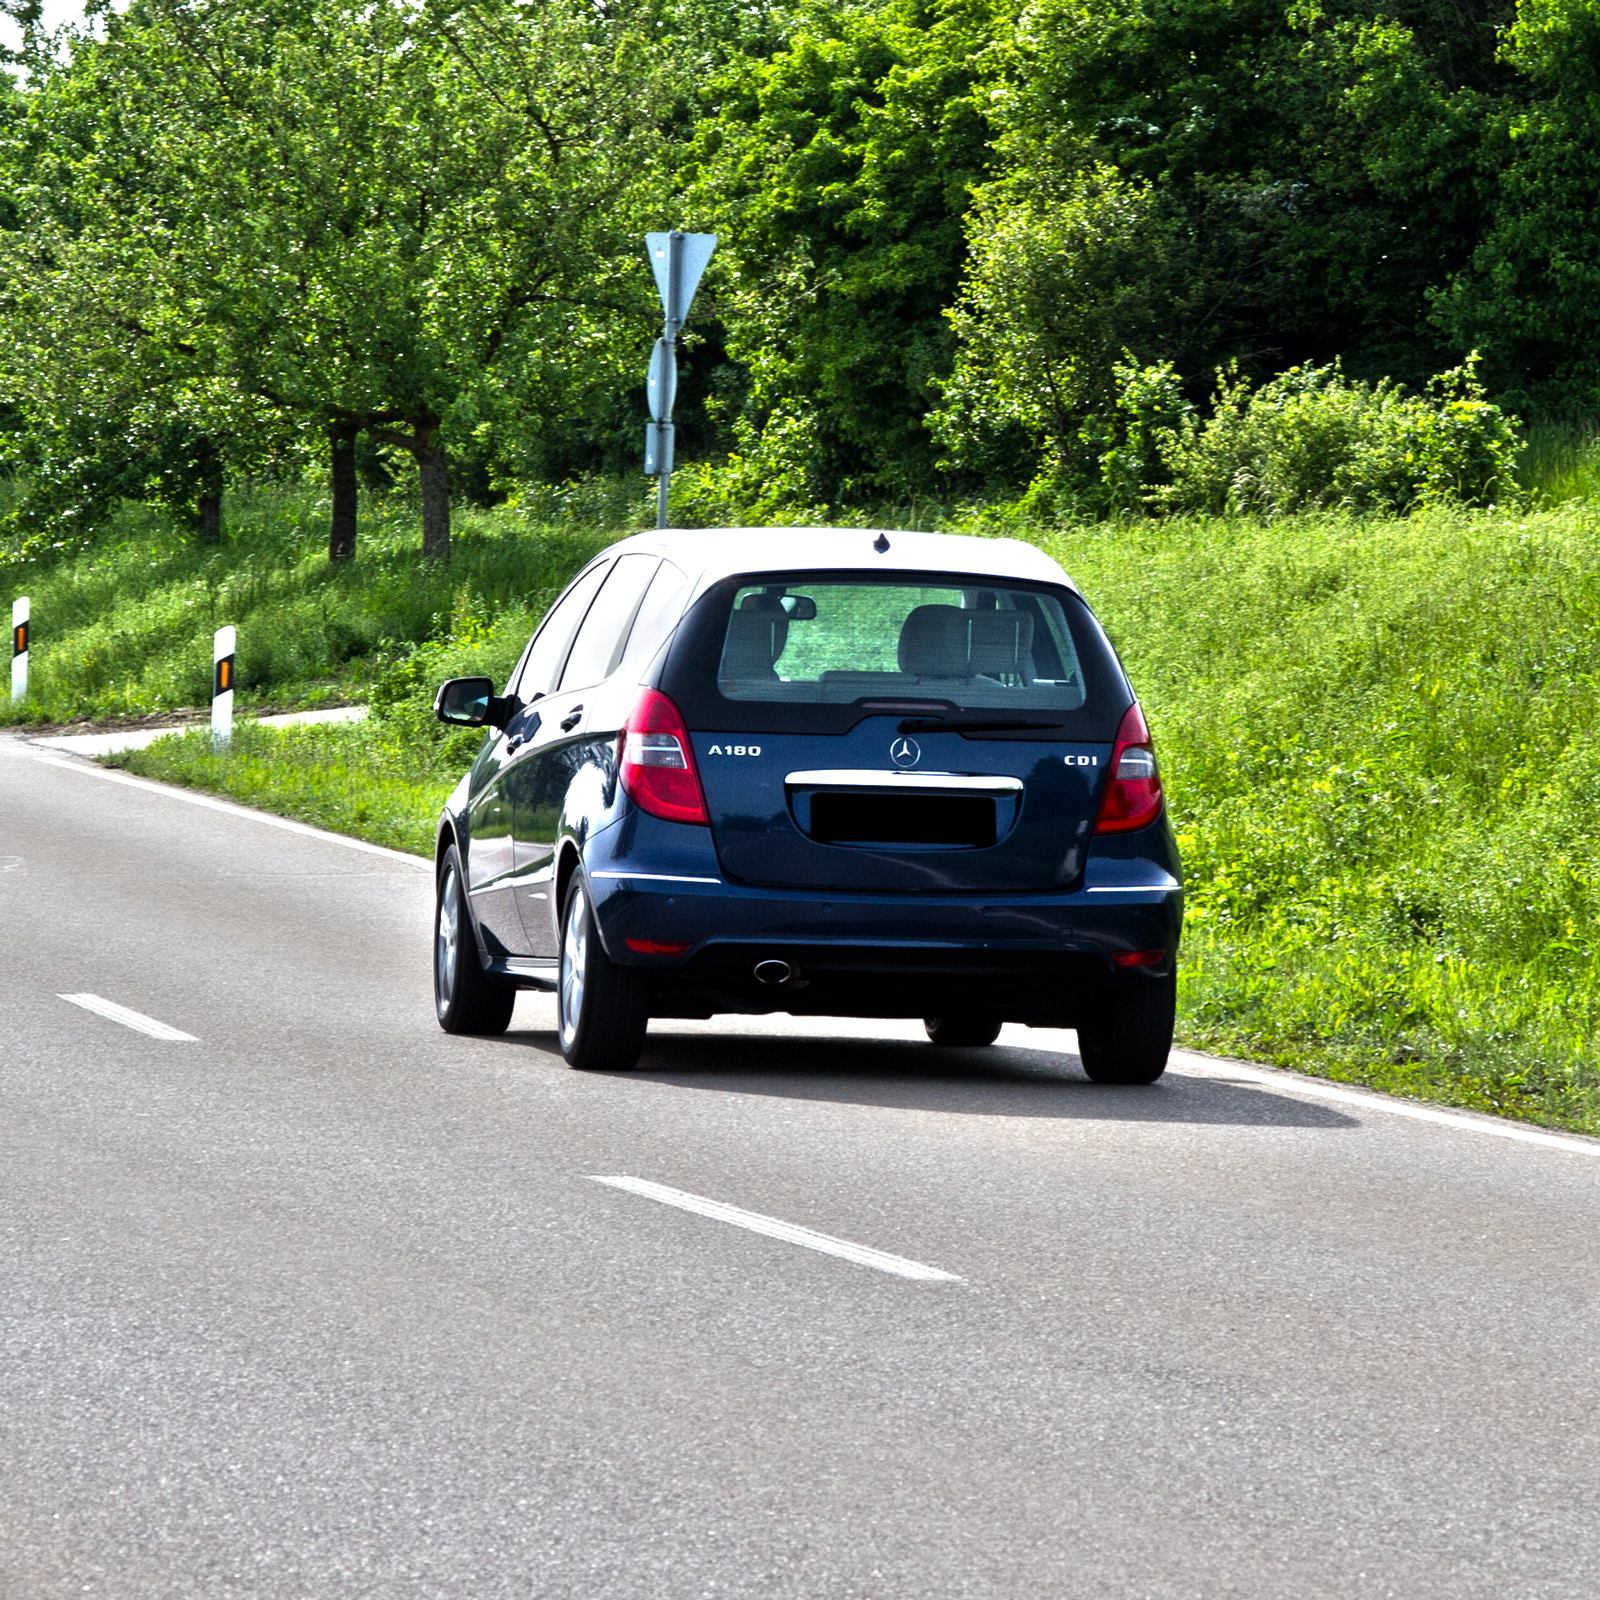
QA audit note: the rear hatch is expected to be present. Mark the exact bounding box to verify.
[663,571,1131,893]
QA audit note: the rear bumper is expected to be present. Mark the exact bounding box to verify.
[584,818,1182,1025]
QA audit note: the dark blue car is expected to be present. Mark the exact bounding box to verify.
[432,528,1182,1080]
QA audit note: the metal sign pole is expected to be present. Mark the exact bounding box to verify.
[644,229,715,530]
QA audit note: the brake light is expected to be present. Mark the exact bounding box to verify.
[1094,703,1164,833]
[618,688,709,826]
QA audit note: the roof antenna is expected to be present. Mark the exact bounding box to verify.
[872,531,891,553]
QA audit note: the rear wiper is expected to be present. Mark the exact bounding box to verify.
[897,716,1065,734]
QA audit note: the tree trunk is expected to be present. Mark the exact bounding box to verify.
[329,422,359,562]
[196,437,223,544]
[417,433,450,564]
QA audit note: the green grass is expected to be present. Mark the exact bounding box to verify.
[0,479,627,725]
[106,719,464,857]
[1009,503,1600,1133]
[23,476,1600,1137]
[1516,420,1600,506]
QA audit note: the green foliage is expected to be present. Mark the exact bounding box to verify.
[1516,421,1600,506]
[683,0,997,498]
[987,0,1499,389]
[1020,504,1600,1131]
[931,164,1168,484]
[0,481,613,724]
[1435,0,1600,414]
[0,0,679,556]
[1094,356,1520,515]
[108,720,456,857]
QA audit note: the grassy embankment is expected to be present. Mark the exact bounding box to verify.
[9,476,1600,1133]
[1,482,627,851]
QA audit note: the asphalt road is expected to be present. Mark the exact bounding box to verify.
[4,733,1600,1600]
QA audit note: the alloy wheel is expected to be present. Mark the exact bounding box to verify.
[560,884,588,1050]
[437,864,461,1007]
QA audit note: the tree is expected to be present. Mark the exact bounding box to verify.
[3,0,678,561]
[930,162,1169,482]
[927,0,1513,487]
[1434,0,1600,414]
[684,0,998,500]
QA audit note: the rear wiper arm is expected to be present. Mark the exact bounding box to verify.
[897,716,1065,734]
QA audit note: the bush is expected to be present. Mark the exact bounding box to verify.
[1098,356,1522,516]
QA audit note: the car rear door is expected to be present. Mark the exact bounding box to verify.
[666,575,1131,894]
[696,722,1110,892]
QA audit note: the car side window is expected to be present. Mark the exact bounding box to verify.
[557,554,660,691]
[513,561,611,702]
[616,559,690,679]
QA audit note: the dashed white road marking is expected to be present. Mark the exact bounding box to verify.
[58,993,197,1042]
[588,1175,962,1282]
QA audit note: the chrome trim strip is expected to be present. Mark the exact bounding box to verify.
[589,870,723,884]
[784,769,1024,793]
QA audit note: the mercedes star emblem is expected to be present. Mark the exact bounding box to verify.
[890,735,921,768]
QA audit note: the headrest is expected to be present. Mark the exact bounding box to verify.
[721,604,788,680]
[897,604,969,678]
[967,610,1034,679]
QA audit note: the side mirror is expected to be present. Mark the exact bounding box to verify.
[434,677,506,728]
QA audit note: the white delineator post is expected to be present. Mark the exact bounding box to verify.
[10,596,27,704]
[212,625,235,748]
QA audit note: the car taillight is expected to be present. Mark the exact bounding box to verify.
[1094,702,1164,834]
[618,688,709,826]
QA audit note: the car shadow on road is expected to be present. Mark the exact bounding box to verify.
[506,1026,1356,1128]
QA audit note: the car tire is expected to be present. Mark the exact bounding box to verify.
[924,1015,1002,1047]
[558,875,651,1071]
[435,845,516,1036]
[1076,974,1175,1084]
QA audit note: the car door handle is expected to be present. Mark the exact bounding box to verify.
[559,706,584,732]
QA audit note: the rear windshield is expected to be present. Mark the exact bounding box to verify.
[718,579,1086,709]
[663,570,1130,739]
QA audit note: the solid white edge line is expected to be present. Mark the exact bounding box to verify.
[32,754,429,869]
[36,735,1593,1160]
[58,992,197,1042]
[1169,1048,1600,1158]
[588,1176,962,1282]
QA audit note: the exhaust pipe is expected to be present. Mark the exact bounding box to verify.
[753,959,792,986]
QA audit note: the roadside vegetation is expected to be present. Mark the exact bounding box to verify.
[7,435,1589,1138]
[8,0,1600,1133]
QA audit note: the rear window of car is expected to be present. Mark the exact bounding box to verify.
[718,579,1085,708]
[663,570,1130,739]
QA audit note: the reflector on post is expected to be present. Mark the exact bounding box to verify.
[212,624,235,748]
[10,595,27,704]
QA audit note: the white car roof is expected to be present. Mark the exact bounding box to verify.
[594,526,1077,595]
